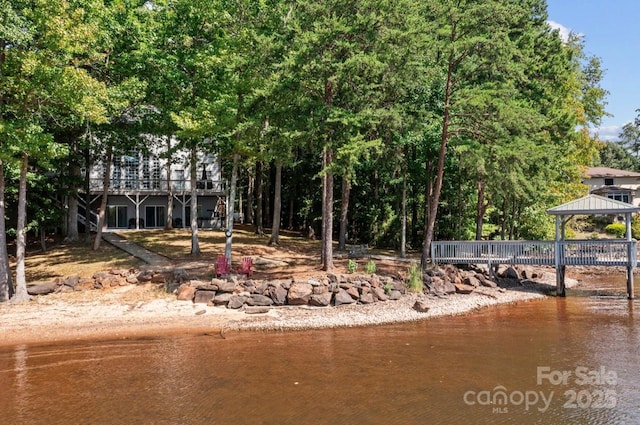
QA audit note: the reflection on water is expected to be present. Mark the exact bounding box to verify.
[1,277,639,425]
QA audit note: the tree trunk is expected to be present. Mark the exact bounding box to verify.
[401,171,407,258]
[190,146,200,256]
[0,159,14,301]
[475,180,487,240]
[254,161,264,235]
[83,147,92,244]
[165,136,174,230]
[246,165,254,225]
[268,160,282,246]
[224,153,240,262]
[93,145,112,250]
[65,140,80,242]
[338,175,350,251]
[13,153,30,302]
[421,45,455,269]
[321,147,334,271]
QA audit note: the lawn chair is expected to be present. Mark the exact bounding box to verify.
[215,255,230,277]
[237,256,253,277]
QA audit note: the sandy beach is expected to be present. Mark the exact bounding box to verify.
[0,282,547,348]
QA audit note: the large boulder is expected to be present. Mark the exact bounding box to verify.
[246,294,274,306]
[27,282,58,296]
[309,292,332,307]
[194,289,216,304]
[176,284,197,301]
[287,283,313,305]
[334,289,355,306]
[268,285,288,306]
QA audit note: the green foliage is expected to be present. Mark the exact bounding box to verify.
[347,259,358,274]
[605,223,626,238]
[383,281,393,295]
[407,262,423,293]
[364,260,376,274]
[632,215,640,240]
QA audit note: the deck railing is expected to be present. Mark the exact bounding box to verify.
[87,178,226,193]
[432,240,637,267]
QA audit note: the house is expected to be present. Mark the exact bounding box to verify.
[83,139,227,230]
[583,166,640,206]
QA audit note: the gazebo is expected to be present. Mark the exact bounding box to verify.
[547,194,640,298]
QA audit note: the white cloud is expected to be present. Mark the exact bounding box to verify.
[547,20,576,43]
[591,125,622,142]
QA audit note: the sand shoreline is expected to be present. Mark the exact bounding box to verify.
[0,284,547,348]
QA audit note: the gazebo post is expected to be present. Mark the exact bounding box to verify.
[626,212,635,299]
[555,215,565,297]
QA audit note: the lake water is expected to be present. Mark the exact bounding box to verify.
[1,274,638,424]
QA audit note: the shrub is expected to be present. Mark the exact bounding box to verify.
[364,260,376,274]
[407,262,423,292]
[347,259,358,274]
[632,215,640,239]
[605,222,626,238]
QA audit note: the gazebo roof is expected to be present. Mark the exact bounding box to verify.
[547,194,640,215]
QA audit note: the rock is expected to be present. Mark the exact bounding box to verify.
[245,306,270,314]
[503,267,519,280]
[63,275,80,289]
[442,278,456,294]
[151,274,166,284]
[463,275,480,287]
[176,284,197,301]
[268,285,288,306]
[77,277,95,291]
[312,285,328,294]
[227,295,246,309]
[359,293,375,304]
[454,283,475,294]
[125,275,138,284]
[309,292,332,307]
[346,286,360,300]
[480,279,497,288]
[391,281,406,294]
[288,283,313,305]
[371,287,389,301]
[216,280,238,293]
[194,290,216,304]
[27,282,58,296]
[246,294,274,306]
[136,271,153,282]
[214,293,233,305]
[334,289,355,306]
[413,299,430,313]
[388,290,402,300]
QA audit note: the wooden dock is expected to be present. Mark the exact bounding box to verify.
[431,240,636,299]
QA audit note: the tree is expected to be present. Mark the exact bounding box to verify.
[284,0,426,270]
[619,110,640,160]
[598,141,638,171]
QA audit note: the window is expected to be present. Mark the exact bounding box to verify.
[107,205,128,228]
[604,178,614,186]
[606,192,631,204]
[145,206,166,228]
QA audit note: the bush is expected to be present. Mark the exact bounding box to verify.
[605,222,626,238]
[632,215,640,240]
[347,259,358,274]
[407,262,423,293]
[364,260,376,274]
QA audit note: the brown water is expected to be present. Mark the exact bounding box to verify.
[1,275,639,425]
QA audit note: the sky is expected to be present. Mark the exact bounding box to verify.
[546,0,640,142]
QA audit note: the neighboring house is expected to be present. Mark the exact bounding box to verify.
[83,140,226,230]
[583,167,640,207]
